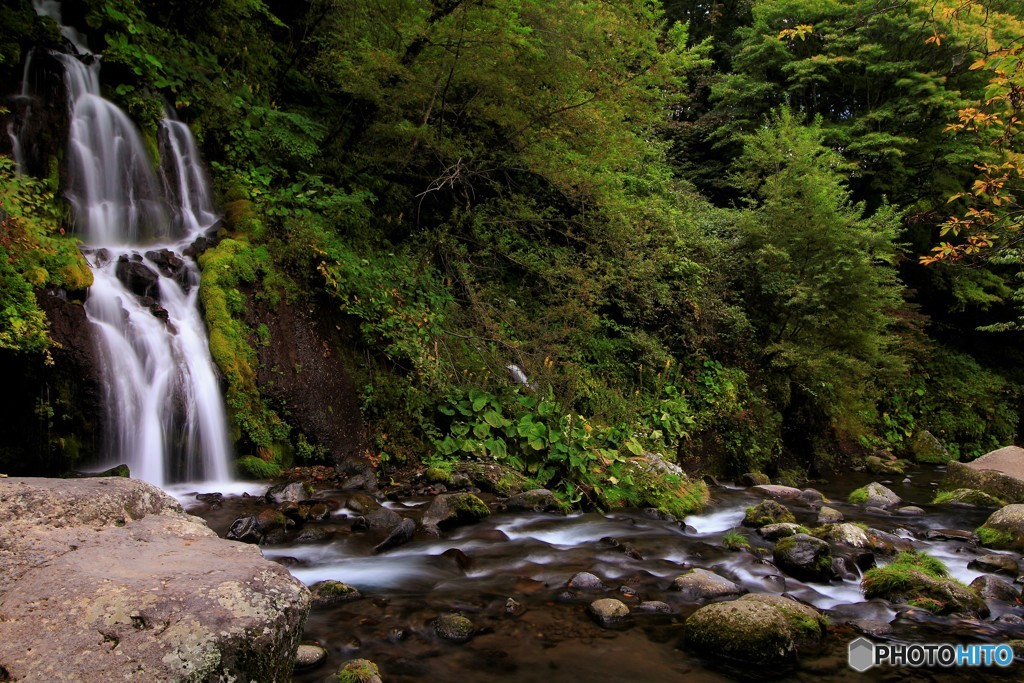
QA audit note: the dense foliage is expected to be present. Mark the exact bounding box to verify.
[1,0,1021,502]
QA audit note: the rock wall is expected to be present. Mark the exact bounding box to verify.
[0,478,310,682]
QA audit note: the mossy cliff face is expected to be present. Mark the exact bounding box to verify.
[0,477,310,682]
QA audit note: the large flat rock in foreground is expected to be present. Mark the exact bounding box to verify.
[0,477,310,682]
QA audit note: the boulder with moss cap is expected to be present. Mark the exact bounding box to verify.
[861,551,988,617]
[337,658,382,683]
[976,504,1024,550]
[683,594,826,665]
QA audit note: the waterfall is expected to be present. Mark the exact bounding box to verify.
[30,2,233,487]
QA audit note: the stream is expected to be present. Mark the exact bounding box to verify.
[181,465,1024,682]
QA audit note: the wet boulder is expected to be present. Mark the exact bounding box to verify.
[817,506,843,524]
[932,488,1006,507]
[970,575,1020,602]
[670,568,745,602]
[848,482,901,508]
[977,504,1024,550]
[683,594,826,666]
[819,523,871,549]
[294,643,327,670]
[144,248,189,290]
[506,488,560,512]
[587,598,630,627]
[601,453,709,518]
[374,518,416,554]
[773,533,834,582]
[910,430,952,464]
[310,580,361,607]
[861,551,989,617]
[421,492,491,532]
[758,522,805,540]
[266,481,310,505]
[743,499,796,528]
[941,449,1024,504]
[967,554,1019,576]
[865,455,907,476]
[115,254,160,299]
[737,472,771,487]
[434,613,475,643]
[227,514,264,544]
[568,572,607,591]
[749,484,804,501]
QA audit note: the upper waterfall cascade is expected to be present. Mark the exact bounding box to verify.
[18,1,233,487]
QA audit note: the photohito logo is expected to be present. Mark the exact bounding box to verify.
[848,637,1015,672]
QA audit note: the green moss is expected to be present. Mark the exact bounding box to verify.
[236,455,282,479]
[452,493,491,519]
[933,489,1005,507]
[976,525,1015,549]
[848,487,869,504]
[336,658,380,683]
[722,530,750,550]
[861,551,984,616]
[426,466,453,484]
[743,499,795,528]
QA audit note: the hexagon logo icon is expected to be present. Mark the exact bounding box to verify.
[848,637,876,672]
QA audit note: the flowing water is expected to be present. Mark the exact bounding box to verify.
[188,467,1024,682]
[22,1,233,488]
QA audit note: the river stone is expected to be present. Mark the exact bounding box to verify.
[115,254,160,298]
[799,488,827,506]
[934,488,1006,507]
[743,499,796,528]
[864,528,913,555]
[978,504,1024,550]
[820,523,871,549]
[506,488,559,512]
[862,553,989,617]
[421,492,491,532]
[294,643,327,669]
[773,533,834,582]
[849,482,901,507]
[671,568,745,602]
[587,598,630,626]
[568,571,606,591]
[684,594,825,665]
[925,529,978,542]
[266,481,310,504]
[227,514,264,544]
[750,484,804,500]
[817,506,844,524]
[967,554,1020,576]
[737,472,771,487]
[310,580,361,607]
[865,455,907,476]
[635,600,673,614]
[910,430,952,463]
[434,613,475,643]
[0,477,310,683]
[897,506,925,516]
[758,522,804,540]
[353,505,403,533]
[942,451,1024,504]
[970,574,1021,601]
[337,658,383,683]
[374,517,416,553]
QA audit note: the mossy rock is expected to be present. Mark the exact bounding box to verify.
[865,455,908,476]
[684,594,826,665]
[421,492,491,531]
[848,482,900,507]
[434,613,475,643]
[932,488,1005,507]
[336,658,382,683]
[615,454,709,518]
[861,551,988,617]
[310,580,361,607]
[425,466,452,484]
[976,504,1024,550]
[941,461,1024,504]
[737,472,771,487]
[773,534,834,582]
[457,462,530,496]
[909,430,952,464]
[236,455,283,479]
[743,499,795,528]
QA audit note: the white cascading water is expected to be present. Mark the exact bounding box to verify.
[36,2,233,487]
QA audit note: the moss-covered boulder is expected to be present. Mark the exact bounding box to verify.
[683,594,826,666]
[588,598,630,627]
[910,430,952,464]
[614,454,709,518]
[737,472,771,487]
[421,493,491,532]
[865,455,908,476]
[848,482,900,507]
[456,462,530,496]
[861,551,989,617]
[932,489,1005,507]
[941,457,1024,505]
[310,580,361,607]
[758,522,806,540]
[773,533,834,582]
[506,488,562,512]
[336,658,382,683]
[433,613,475,643]
[819,523,871,549]
[743,499,796,528]
[976,504,1024,550]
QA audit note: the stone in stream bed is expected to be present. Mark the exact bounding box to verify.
[977,504,1024,550]
[374,518,416,554]
[294,643,327,670]
[818,523,871,549]
[506,488,561,512]
[970,574,1021,602]
[932,488,1006,508]
[848,482,901,507]
[743,499,796,528]
[816,506,843,524]
[336,658,383,683]
[967,553,1020,576]
[861,551,989,617]
[670,568,745,602]
[587,598,631,627]
[758,522,805,540]
[941,447,1024,504]
[683,594,826,666]
[420,492,491,533]
[773,534,834,583]
[567,571,606,591]
[865,455,908,476]
[310,580,361,607]
[434,613,476,643]
[265,480,311,504]
[736,472,771,487]
[749,484,804,501]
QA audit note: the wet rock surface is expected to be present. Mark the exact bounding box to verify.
[0,478,310,683]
